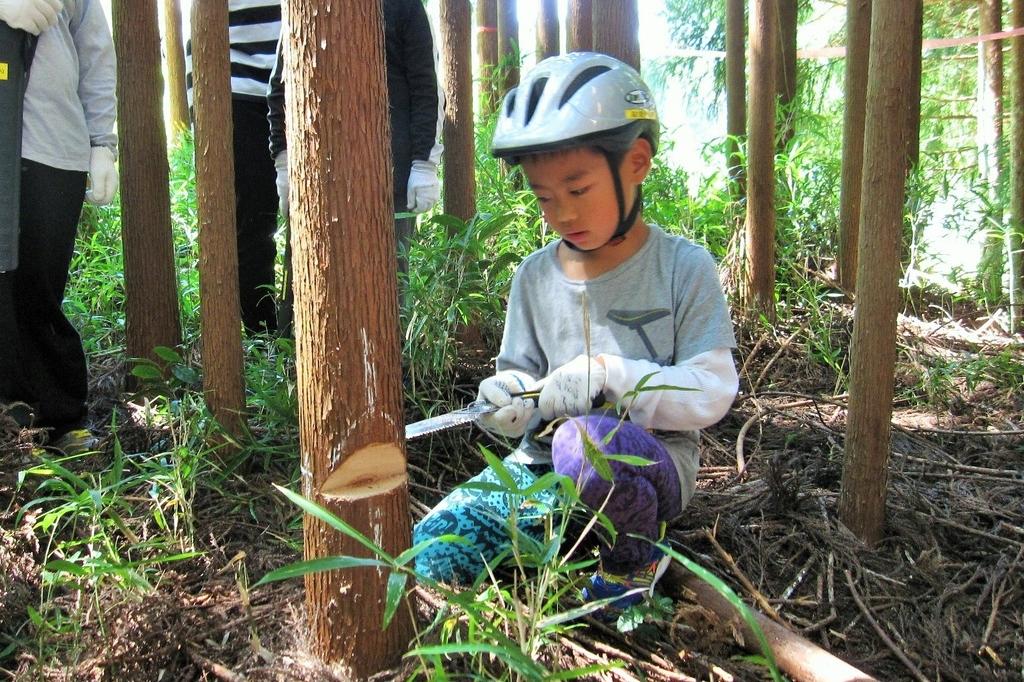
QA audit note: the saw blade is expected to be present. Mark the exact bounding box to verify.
[405,401,499,440]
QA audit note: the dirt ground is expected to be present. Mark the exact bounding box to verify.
[1,301,1022,681]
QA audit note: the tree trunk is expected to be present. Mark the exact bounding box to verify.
[905,0,923,172]
[497,0,519,94]
[837,0,871,294]
[776,0,797,152]
[902,0,924,270]
[1011,0,1024,332]
[537,0,560,60]
[977,0,1005,302]
[284,1,412,675]
[839,1,916,547]
[161,0,190,134]
[441,0,476,222]
[113,0,182,375]
[726,0,745,199]
[593,0,640,70]
[743,0,776,321]
[190,0,245,439]
[567,0,593,52]
[476,0,499,116]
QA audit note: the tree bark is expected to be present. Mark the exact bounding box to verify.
[1011,0,1024,331]
[743,0,776,321]
[191,0,245,439]
[776,0,797,151]
[441,0,476,222]
[537,0,560,60]
[161,0,190,135]
[566,0,593,53]
[837,0,871,294]
[497,0,519,94]
[726,0,746,199]
[113,0,182,375]
[593,0,640,70]
[839,0,916,547]
[476,0,499,116]
[284,1,412,675]
[977,0,1006,302]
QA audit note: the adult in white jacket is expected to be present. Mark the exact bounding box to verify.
[0,0,117,445]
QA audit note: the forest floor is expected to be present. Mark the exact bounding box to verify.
[1,297,1022,681]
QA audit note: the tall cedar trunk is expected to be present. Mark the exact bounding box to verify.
[161,0,190,134]
[902,0,924,268]
[977,0,1005,301]
[441,0,476,222]
[743,0,776,321]
[1012,0,1024,331]
[285,1,412,674]
[567,0,593,52]
[476,0,499,116]
[497,0,519,94]
[191,0,245,439]
[839,1,916,546]
[113,0,182,371]
[776,0,797,151]
[593,0,640,70]
[726,0,746,199]
[905,0,923,172]
[837,0,871,294]
[537,0,560,60]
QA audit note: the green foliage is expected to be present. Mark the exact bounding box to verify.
[258,439,784,681]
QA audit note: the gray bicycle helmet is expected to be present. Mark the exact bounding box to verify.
[491,52,659,251]
[491,52,659,162]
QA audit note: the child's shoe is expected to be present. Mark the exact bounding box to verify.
[582,550,671,613]
[50,427,100,455]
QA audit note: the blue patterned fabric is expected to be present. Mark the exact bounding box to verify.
[413,456,558,583]
[413,415,684,585]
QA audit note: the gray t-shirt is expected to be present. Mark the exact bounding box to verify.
[496,224,737,500]
[22,0,117,171]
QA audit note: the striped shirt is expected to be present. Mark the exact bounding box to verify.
[186,0,281,105]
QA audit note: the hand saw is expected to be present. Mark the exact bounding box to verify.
[405,391,539,440]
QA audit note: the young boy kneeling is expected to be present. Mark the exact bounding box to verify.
[414,53,738,609]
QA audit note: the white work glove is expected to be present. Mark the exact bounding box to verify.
[274,150,289,219]
[477,370,540,439]
[538,355,607,421]
[406,159,440,214]
[0,0,62,35]
[85,147,117,206]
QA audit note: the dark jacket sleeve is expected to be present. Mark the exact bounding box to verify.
[267,37,286,158]
[397,0,442,165]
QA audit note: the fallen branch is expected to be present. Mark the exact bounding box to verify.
[663,563,877,682]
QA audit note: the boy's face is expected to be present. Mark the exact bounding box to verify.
[520,142,650,252]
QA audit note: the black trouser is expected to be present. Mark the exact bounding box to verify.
[233,97,279,334]
[0,159,88,431]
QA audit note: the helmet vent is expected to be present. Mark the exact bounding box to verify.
[504,90,517,118]
[525,77,548,125]
[559,65,611,109]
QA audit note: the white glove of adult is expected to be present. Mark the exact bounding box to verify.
[406,159,440,214]
[274,150,289,219]
[85,147,117,206]
[477,370,539,439]
[0,0,62,35]
[538,355,607,421]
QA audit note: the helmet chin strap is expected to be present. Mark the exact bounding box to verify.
[561,148,642,253]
